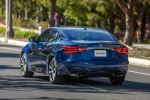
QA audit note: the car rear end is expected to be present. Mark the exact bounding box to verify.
[61,42,128,77]
[56,28,128,84]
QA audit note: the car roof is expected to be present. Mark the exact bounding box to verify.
[51,27,107,33]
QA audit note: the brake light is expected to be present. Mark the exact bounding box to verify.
[114,47,128,54]
[77,46,87,52]
[62,46,86,54]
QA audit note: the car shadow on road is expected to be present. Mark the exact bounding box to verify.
[33,75,150,93]
[0,75,150,95]
[0,65,19,70]
[4,97,84,100]
[0,53,20,58]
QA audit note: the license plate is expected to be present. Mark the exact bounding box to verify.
[94,50,106,57]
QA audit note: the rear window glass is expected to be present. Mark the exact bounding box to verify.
[63,30,117,41]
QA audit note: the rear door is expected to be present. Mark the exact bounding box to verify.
[32,29,52,73]
[37,29,60,73]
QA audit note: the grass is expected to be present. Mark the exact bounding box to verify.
[0,27,6,36]
[14,28,38,38]
[0,27,38,39]
[129,47,150,60]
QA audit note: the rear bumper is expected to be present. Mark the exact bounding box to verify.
[57,62,128,77]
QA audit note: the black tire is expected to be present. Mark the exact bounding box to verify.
[20,53,34,77]
[109,76,125,85]
[48,57,64,84]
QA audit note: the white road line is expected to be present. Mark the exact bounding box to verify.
[0,47,21,52]
[78,84,108,92]
[128,70,150,76]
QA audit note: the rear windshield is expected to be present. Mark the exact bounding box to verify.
[63,30,117,41]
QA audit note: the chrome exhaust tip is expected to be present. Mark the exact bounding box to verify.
[117,72,123,77]
[76,71,83,77]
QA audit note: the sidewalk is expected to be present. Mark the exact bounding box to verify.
[133,43,150,49]
[0,37,150,67]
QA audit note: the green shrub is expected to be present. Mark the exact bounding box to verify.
[23,31,36,38]
[0,27,6,36]
[0,27,38,38]
[0,15,5,23]
[14,28,38,38]
[13,19,39,29]
[38,21,48,29]
[14,28,22,38]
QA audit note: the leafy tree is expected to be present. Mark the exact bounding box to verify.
[94,0,122,33]
[48,0,57,27]
[57,0,87,26]
[0,0,5,15]
[13,0,38,20]
[116,0,135,46]
[138,0,150,42]
[57,0,124,34]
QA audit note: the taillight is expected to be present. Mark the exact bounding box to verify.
[77,46,86,52]
[114,47,128,54]
[62,46,86,54]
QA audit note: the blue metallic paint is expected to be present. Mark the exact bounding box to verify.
[21,27,128,78]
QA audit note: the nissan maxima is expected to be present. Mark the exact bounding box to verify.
[20,27,128,85]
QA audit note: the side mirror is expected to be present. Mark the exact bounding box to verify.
[29,37,36,42]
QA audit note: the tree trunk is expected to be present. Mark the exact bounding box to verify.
[132,17,138,42]
[116,0,134,46]
[96,20,101,28]
[134,19,141,43]
[109,12,115,34]
[140,8,147,42]
[25,6,28,20]
[21,11,24,20]
[14,9,18,19]
[124,14,134,46]
[75,21,79,27]
[49,0,56,27]
[64,17,68,26]
[2,0,5,15]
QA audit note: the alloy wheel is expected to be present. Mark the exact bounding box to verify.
[20,53,34,77]
[20,53,27,76]
[49,58,57,82]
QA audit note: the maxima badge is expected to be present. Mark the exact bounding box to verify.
[99,44,102,47]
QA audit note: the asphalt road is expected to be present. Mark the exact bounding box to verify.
[0,43,150,100]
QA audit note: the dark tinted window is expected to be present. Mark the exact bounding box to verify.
[63,30,116,41]
[38,29,51,42]
[49,29,59,42]
[57,33,65,40]
[38,29,59,42]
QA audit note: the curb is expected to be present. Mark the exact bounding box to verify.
[0,37,150,67]
[0,37,28,46]
[129,57,150,67]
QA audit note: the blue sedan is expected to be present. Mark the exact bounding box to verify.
[20,27,128,85]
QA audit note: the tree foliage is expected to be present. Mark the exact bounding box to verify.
[0,0,149,45]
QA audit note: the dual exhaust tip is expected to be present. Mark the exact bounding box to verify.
[71,71,124,77]
[69,71,83,77]
[76,71,83,77]
[77,71,124,77]
[112,71,124,77]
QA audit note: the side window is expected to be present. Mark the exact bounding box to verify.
[49,29,59,42]
[38,29,51,42]
[57,33,64,40]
